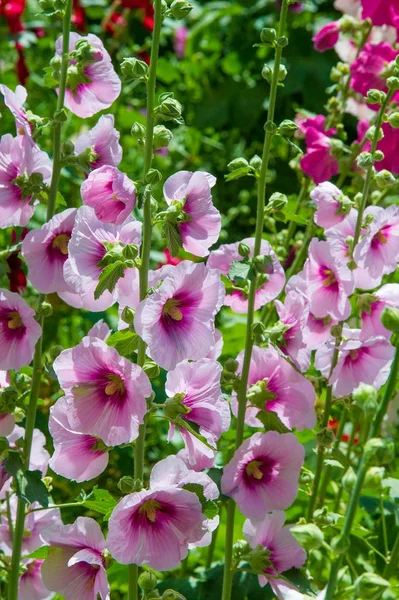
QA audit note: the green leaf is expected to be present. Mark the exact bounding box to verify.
[324,459,345,470]
[82,487,117,518]
[107,329,138,358]
[225,166,253,181]
[256,409,290,433]
[43,67,59,89]
[282,208,307,225]
[182,483,219,520]
[228,259,252,282]
[94,262,125,300]
[164,219,182,257]
[24,546,49,560]
[16,470,49,507]
[56,191,66,208]
[4,451,23,476]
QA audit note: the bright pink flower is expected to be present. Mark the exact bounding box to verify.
[231,345,316,431]
[135,260,224,371]
[361,0,399,31]
[81,165,135,224]
[107,486,205,570]
[0,84,33,136]
[221,431,304,518]
[361,284,399,339]
[117,263,173,311]
[313,21,340,52]
[41,517,109,600]
[0,134,52,228]
[350,43,398,104]
[300,128,339,184]
[74,114,122,169]
[243,511,306,591]
[373,122,399,174]
[274,289,309,366]
[7,425,50,476]
[64,206,142,311]
[296,114,336,138]
[310,181,349,230]
[0,289,42,370]
[163,171,220,257]
[53,336,151,446]
[87,319,111,341]
[174,26,188,59]
[49,397,109,482]
[19,560,53,600]
[22,208,77,294]
[207,238,285,313]
[354,205,399,278]
[305,239,354,321]
[56,32,121,118]
[165,358,230,469]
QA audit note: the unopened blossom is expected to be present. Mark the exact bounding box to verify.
[107,485,206,570]
[305,239,354,321]
[0,370,15,436]
[354,205,399,278]
[310,181,351,230]
[163,170,221,257]
[0,134,52,228]
[0,84,33,136]
[56,33,121,118]
[41,517,109,600]
[49,397,109,482]
[19,560,53,600]
[53,336,151,446]
[313,21,340,52]
[350,43,399,104]
[64,206,142,312]
[231,345,316,431]
[0,289,42,370]
[165,358,230,469]
[360,284,399,339]
[300,128,339,184]
[81,165,135,224]
[207,238,285,313]
[74,114,122,169]
[135,260,224,371]
[22,208,77,294]
[274,289,309,367]
[221,431,304,518]
[243,511,306,593]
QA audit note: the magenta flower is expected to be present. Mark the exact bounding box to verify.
[174,26,189,59]
[231,345,316,431]
[0,134,52,228]
[375,123,399,174]
[135,260,224,371]
[19,560,53,600]
[361,0,399,31]
[49,397,109,482]
[300,128,339,184]
[22,208,77,294]
[56,32,121,118]
[305,239,354,321]
[81,165,135,224]
[74,114,122,169]
[64,206,142,311]
[0,84,33,136]
[163,171,221,257]
[0,370,15,436]
[221,431,304,518]
[0,289,42,370]
[243,511,306,590]
[117,263,174,311]
[207,238,285,313]
[41,517,109,600]
[310,181,349,230]
[350,43,398,104]
[313,21,340,52]
[296,114,336,137]
[165,358,230,469]
[274,289,309,365]
[355,205,399,278]
[53,336,151,446]
[361,284,399,339]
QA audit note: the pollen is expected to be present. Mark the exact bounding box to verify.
[7,311,22,329]
[322,268,337,287]
[52,233,70,255]
[163,298,183,321]
[139,499,162,523]
[105,373,125,396]
[246,460,264,480]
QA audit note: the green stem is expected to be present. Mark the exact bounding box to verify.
[206,505,221,568]
[334,412,360,512]
[380,494,389,558]
[129,2,162,599]
[325,345,399,600]
[7,2,73,597]
[383,527,399,579]
[221,3,290,599]
[5,492,13,540]
[318,407,348,506]
[284,179,309,253]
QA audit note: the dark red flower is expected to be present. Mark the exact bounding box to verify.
[72,0,86,31]
[15,43,29,85]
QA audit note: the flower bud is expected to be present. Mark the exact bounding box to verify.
[163,393,189,420]
[290,523,324,551]
[364,438,395,465]
[354,573,389,600]
[374,150,384,162]
[357,152,374,169]
[278,64,287,81]
[381,306,399,332]
[353,383,378,416]
[316,427,335,447]
[388,112,399,128]
[138,571,158,592]
[117,476,136,494]
[364,466,385,491]
[162,590,186,600]
[261,64,273,83]
[331,534,350,555]
[62,140,74,156]
[145,169,162,185]
[277,35,289,48]
[278,119,298,137]
[375,169,396,188]
[121,58,148,81]
[170,0,193,19]
[249,155,262,170]
[253,255,274,274]
[121,306,135,325]
[143,360,161,379]
[224,357,239,373]
[131,122,146,143]
[158,97,183,120]
[227,157,249,171]
[238,242,251,257]
[366,89,386,104]
[153,125,173,150]
[260,28,276,45]
[342,466,357,492]
[387,76,399,91]
[37,301,53,318]
[268,192,288,211]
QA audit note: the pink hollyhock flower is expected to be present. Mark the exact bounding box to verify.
[53,336,151,446]
[87,319,111,341]
[313,21,340,52]
[207,328,223,359]
[41,517,109,600]
[107,485,206,570]
[81,165,135,224]
[296,114,336,137]
[19,560,53,600]
[243,511,306,592]
[221,431,304,518]
[0,289,42,370]
[0,84,33,136]
[310,181,350,230]
[135,260,224,371]
[354,205,399,278]
[117,263,174,311]
[165,358,230,469]
[0,134,52,228]
[174,26,188,59]
[49,397,109,482]
[74,114,122,169]
[335,0,361,18]
[7,425,50,476]
[64,206,142,311]
[231,345,316,431]
[274,290,309,366]
[361,0,399,31]
[361,284,399,339]
[22,208,77,294]
[374,123,399,174]
[163,171,221,257]
[0,370,15,436]
[350,43,399,104]
[207,237,285,313]
[56,33,121,118]
[304,238,354,321]
[300,128,339,184]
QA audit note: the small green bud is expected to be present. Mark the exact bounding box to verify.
[170,0,193,19]
[162,590,186,600]
[316,427,335,448]
[153,125,173,150]
[375,169,396,188]
[290,523,324,551]
[163,393,189,420]
[0,387,18,413]
[261,64,273,83]
[374,150,384,162]
[121,306,135,325]
[143,360,161,379]
[38,301,53,318]
[388,111,399,128]
[278,119,299,137]
[352,383,378,415]
[366,89,386,104]
[264,120,277,134]
[138,571,158,592]
[145,169,162,185]
[342,467,357,492]
[354,572,389,600]
[53,109,67,123]
[117,476,135,494]
[260,28,276,45]
[158,97,183,120]
[62,140,74,156]
[387,76,399,91]
[238,242,251,257]
[364,466,385,491]
[131,122,146,142]
[331,534,350,555]
[227,157,249,171]
[249,155,262,170]
[121,58,148,81]
[122,244,139,261]
[364,438,395,465]
[381,306,399,332]
[357,152,374,168]
[278,64,287,81]
[277,35,289,48]
[224,357,239,373]
[268,192,288,212]
[252,254,274,274]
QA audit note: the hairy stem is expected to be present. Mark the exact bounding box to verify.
[383,527,399,579]
[318,407,348,506]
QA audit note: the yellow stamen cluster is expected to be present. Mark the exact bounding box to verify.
[52,233,70,255]
[7,311,22,329]
[245,460,264,480]
[139,499,162,523]
[105,374,125,396]
[163,298,183,321]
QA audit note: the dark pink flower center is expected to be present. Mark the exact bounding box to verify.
[371,227,389,249]
[47,232,71,262]
[0,310,26,340]
[160,291,199,329]
[132,498,175,529]
[243,455,278,488]
[320,265,338,290]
